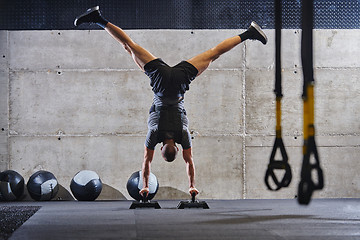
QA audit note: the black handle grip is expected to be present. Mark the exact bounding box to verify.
[298,137,324,205]
[265,137,292,191]
[265,161,292,191]
[298,179,314,205]
[142,193,148,203]
[191,192,196,203]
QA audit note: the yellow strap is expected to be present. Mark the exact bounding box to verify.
[303,83,315,154]
[307,84,315,137]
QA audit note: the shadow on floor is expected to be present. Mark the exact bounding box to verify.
[153,186,191,200]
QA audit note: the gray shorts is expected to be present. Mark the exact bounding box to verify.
[145,111,192,150]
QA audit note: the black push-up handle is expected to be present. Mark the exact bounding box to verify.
[191,192,196,203]
[142,192,148,203]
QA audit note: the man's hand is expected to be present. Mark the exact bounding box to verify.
[139,187,149,197]
[189,187,199,197]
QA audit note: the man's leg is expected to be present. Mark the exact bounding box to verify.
[104,23,157,71]
[188,21,267,76]
[183,147,199,196]
[187,36,243,76]
[74,6,156,71]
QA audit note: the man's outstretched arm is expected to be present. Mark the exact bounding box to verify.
[183,147,199,196]
[140,146,155,197]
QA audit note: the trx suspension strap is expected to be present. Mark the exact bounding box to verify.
[298,0,324,205]
[265,0,292,191]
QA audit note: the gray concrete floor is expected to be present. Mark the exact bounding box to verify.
[2,198,360,240]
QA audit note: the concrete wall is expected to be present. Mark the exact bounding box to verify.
[0,29,359,200]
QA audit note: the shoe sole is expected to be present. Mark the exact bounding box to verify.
[251,21,268,44]
[74,6,100,26]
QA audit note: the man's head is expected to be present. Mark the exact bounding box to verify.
[161,139,179,162]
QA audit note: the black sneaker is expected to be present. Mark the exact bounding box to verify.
[74,6,101,26]
[248,21,268,45]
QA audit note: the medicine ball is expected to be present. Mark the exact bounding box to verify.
[0,170,25,201]
[27,170,59,201]
[126,170,159,201]
[70,170,102,201]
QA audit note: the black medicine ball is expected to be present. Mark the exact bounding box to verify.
[27,170,59,201]
[0,170,25,201]
[70,170,102,201]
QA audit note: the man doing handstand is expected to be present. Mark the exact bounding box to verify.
[74,6,267,198]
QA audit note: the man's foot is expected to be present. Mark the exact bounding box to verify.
[74,6,102,26]
[247,21,268,45]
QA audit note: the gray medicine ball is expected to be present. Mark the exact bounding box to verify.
[126,170,159,201]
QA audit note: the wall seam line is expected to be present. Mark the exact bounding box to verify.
[7,30,10,170]
[241,42,247,199]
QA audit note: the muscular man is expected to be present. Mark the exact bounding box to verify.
[75,6,267,198]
